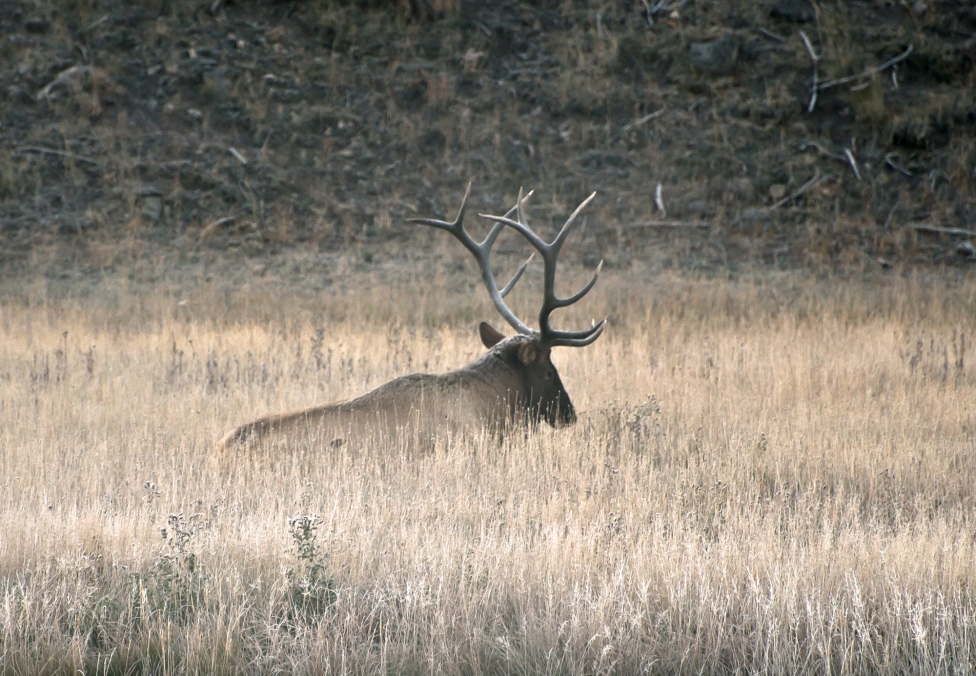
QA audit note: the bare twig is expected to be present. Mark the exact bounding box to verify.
[799,31,822,113]
[632,220,710,229]
[36,65,93,101]
[755,27,786,43]
[640,0,654,27]
[843,149,862,181]
[798,140,845,161]
[228,147,248,165]
[16,145,101,166]
[655,183,666,217]
[817,45,913,91]
[193,216,237,250]
[623,109,664,131]
[912,224,975,238]
[770,169,823,209]
[82,15,110,33]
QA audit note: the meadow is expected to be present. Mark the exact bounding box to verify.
[1,262,975,674]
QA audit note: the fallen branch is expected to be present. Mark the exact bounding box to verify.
[770,169,823,209]
[623,109,665,131]
[912,224,975,238]
[884,153,913,177]
[799,140,845,161]
[632,220,710,229]
[755,26,786,43]
[843,149,862,182]
[817,45,913,91]
[799,31,822,113]
[799,141,862,180]
[16,145,101,166]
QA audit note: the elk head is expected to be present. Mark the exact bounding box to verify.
[409,184,605,427]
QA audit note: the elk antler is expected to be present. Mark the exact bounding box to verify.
[409,184,605,349]
[407,182,537,336]
[480,188,605,348]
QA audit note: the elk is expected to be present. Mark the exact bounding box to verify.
[216,185,605,455]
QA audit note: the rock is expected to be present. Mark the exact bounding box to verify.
[769,0,815,23]
[141,197,162,222]
[504,139,531,174]
[24,17,51,34]
[728,177,755,200]
[418,129,446,159]
[394,80,427,112]
[768,184,788,201]
[955,241,975,258]
[740,208,774,226]
[579,150,631,170]
[688,34,739,76]
[685,200,716,217]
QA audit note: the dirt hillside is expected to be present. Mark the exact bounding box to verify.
[1,0,974,273]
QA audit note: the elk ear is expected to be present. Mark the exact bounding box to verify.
[517,341,539,365]
[479,322,505,348]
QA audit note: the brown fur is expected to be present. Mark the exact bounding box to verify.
[215,324,576,457]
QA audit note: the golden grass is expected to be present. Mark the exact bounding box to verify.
[1,264,975,674]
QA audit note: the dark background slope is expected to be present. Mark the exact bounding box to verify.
[1,0,974,273]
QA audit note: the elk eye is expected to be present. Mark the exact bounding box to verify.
[545,369,554,381]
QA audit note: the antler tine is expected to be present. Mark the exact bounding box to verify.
[479,190,604,348]
[407,183,538,337]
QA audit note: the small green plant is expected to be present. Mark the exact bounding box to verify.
[145,512,205,622]
[286,515,336,624]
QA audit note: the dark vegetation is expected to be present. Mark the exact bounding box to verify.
[1,0,974,273]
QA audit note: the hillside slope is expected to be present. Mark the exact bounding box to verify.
[1,0,974,272]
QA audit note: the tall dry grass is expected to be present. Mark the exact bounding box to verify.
[1,265,975,674]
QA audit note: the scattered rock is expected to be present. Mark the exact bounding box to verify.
[579,150,631,170]
[394,80,427,112]
[418,129,446,159]
[688,34,739,75]
[740,208,774,226]
[504,139,531,174]
[728,177,755,200]
[768,184,788,201]
[24,17,51,34]
[140,197,163,222]
[769,0,815,23]
[685,200,716,217]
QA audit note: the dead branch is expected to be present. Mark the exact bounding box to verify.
[655,183,666,218]
[885,153,914,176]
[800,141,864,180]
[843,149,862,182]
[632,220,710,229]
[817,45,913,91]
[770,169,823,209]
[912,224,975,238]
[799,31,822,113]
[16,145,101,166]
[755,27,786,43]
[623,109,665,131]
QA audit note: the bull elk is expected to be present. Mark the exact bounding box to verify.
[216,185,605,454]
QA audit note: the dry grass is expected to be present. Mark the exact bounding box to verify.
[2,264,976,674]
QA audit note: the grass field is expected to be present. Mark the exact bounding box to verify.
[1,264,975,674]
